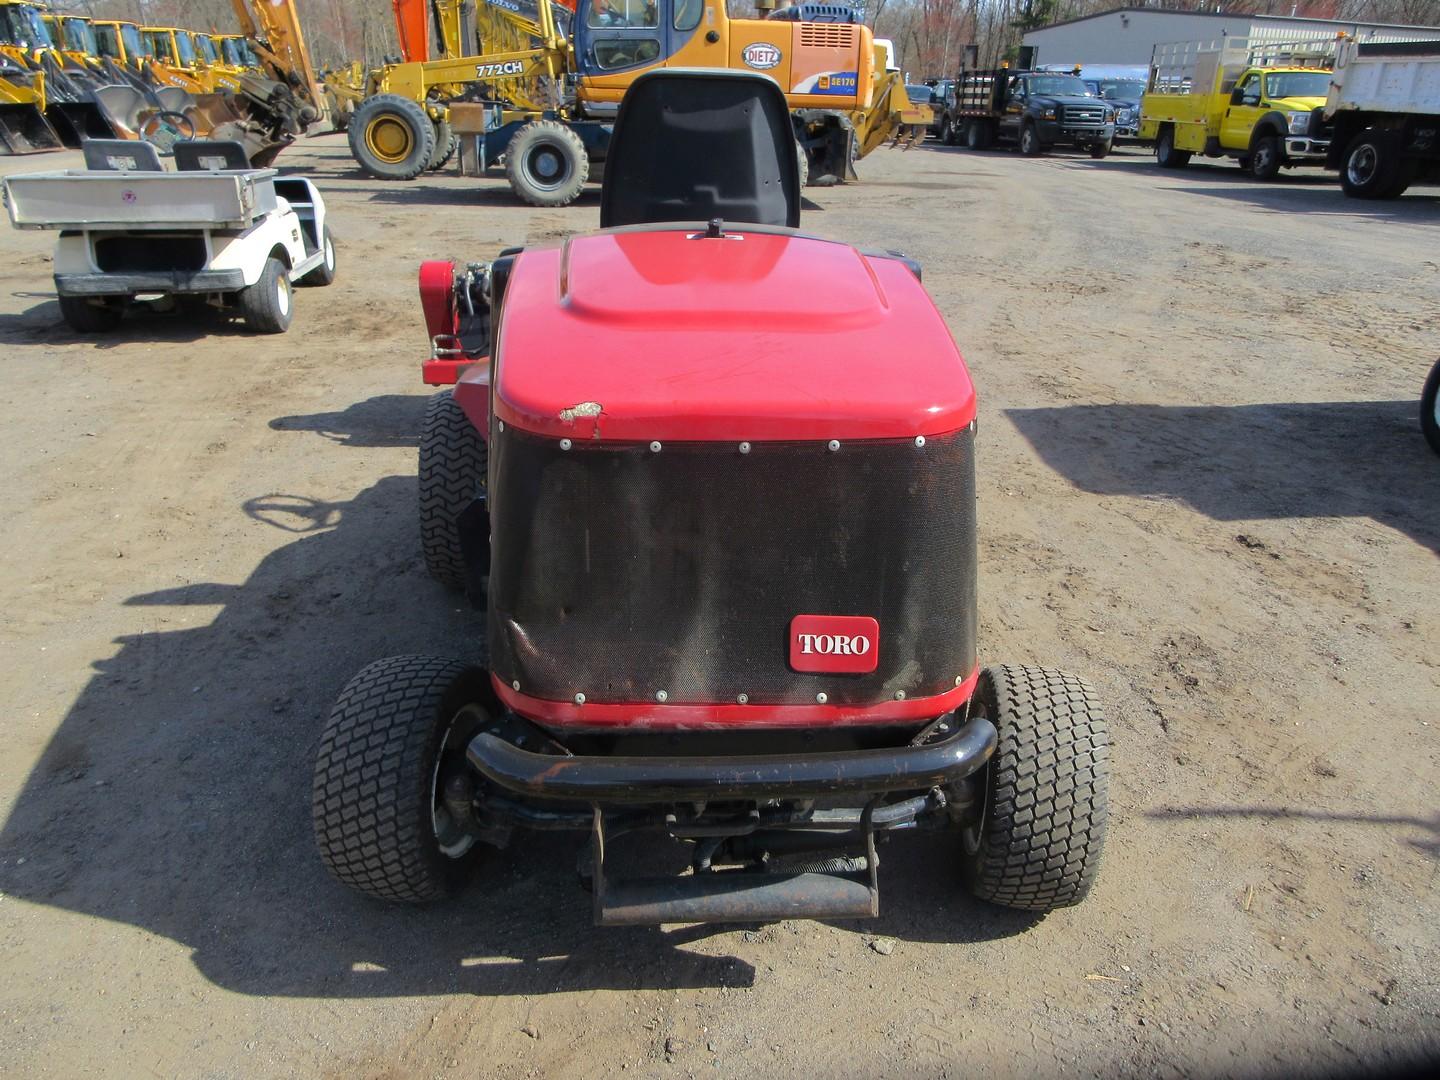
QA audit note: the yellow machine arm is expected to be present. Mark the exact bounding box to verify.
[230,0,325,116]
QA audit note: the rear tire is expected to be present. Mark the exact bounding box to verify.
[427,118,457,171]
[1422,358,1440,457]
[419,389,488,591]
[1155,126,1190,168]
[961,666,1110,912]
[1019,122,1043,157]
[313,655,490,903]
[505,119,588,207]
[939,117,954,145]
[1250,134,1282,179]
[237,256,292,334]
[349,93,435,181]
[58,294,123,333]
[299,226,337,287]
[965,119,991,151]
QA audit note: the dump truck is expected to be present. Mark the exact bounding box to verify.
[943,66,1116,156]
[1324,37,1440,199]
[1139,37,1335,179]
[348,0,928,204]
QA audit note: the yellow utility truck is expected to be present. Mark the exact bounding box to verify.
[1139,37,1334,179]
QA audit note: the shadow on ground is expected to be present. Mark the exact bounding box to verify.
[1006,399,1440,552]
[0,401,1030,999]
[1149,805,1440,859]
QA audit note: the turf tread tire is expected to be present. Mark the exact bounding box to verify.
[419,389,487,591]
[58,294,123,333]
[964,665,1110,912]
[299,225,337,287]
[1422,359,1440,456]
[312,655,486,903]
[237,256,292,334]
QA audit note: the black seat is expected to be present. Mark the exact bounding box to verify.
[82,138,163,172]
[173,139,250,171]
[600,69,800,229]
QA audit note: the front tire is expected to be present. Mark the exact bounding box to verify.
[419,389,488,592]
[1340,130,1412,199]
[58,294,124,333]
[1422,359,1440,456]
[1250,134,1282,179]
[313,656,491,902]
[237,256,292,334]
[1090,138,1112,159]
[961,666,1110,912]
[1019,122,1042,157]
[939,117,954,146]
[349,93,436,181]
[505,119,588,207]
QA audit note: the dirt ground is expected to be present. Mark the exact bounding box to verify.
[0,134,1437,1080]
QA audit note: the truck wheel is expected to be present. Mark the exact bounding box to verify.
[961,665,1110,912]
[237,256,293,334]
[1422,358,1440,457]
[1250,134,1282,179]
[1089,139,1112,159]
[299,226,337,287]
[796,142,810,188]
[1019,122,1043,157]
[58,294,124,333]
[420,388,488,592]
[939,117,954,145]
[349,94,436,181]
[313,655,491,902]
[1155,126,1190,168]
[427,118,457,171]
[505,120,588,208]
[1340,131,1412,199]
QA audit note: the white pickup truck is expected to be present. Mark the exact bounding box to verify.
[1325,38,1440,199]
[2,138,336,333]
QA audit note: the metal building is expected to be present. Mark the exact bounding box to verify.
[1022,6,1440,67]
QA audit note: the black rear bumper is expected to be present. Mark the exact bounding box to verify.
[467,715,998,804]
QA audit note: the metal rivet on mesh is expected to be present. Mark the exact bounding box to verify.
[560,438,572,451]
[739,442,751,454]
[655,689,669,702]
[894,690,906,700]
[511,680,520,691]
[827,440,840,452]
[498,420,505,432]
[736,693,749,704]
[574,693,586,705]
[914,435,926,448]
[955,675,964,686]
[650,441,662,453]
[816,692,828,704]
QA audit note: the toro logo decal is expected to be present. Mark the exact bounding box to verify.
[742,42,782,70]
[789,615,879,675]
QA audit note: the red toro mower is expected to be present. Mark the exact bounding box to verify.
[312,70,1111,925]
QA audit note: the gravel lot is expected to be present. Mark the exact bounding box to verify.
[0,134,1437,1079]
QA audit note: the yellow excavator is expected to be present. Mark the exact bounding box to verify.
[347,0,928,204]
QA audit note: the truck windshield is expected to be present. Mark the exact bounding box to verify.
[1029,75,1092,97]
[144,31,173,62]
[62,17,97,55]
[1094,79,1145,100]
[94,22,119,58]
[0,5,55,48]
[221,38,245,66]
[1265,71,1330,98]
[123,24,145,59]
[195,35,218,64]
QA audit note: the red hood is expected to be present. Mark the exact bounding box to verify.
[492,227,975,443]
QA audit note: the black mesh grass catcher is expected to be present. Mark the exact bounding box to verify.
[488,425,978,709]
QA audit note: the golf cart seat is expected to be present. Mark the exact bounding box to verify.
[82,139,163,172]
[174,140,250,172]
[599,69,801,229]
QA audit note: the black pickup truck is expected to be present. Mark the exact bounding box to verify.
[940,70,1116,157]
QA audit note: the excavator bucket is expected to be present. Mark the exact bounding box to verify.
[0,99,62,153]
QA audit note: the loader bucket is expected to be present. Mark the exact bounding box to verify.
[45,100,119,146]
[0,101,62,154]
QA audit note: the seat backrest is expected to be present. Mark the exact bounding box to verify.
[82,138,164,171]
[600,69,800,230]
[174,139,250,171]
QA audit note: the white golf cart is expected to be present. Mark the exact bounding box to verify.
[2,139,336,334]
